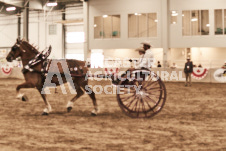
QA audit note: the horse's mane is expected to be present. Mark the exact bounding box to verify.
[21,40,39,54]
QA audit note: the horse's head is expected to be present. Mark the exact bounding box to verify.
[6,39,25,62]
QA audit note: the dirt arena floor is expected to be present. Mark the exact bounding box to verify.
[0,78,226,151]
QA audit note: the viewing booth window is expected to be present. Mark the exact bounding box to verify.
[94,15,120,39]
[128,13,157,38]
[182,10,209,36]
[214,9,226,35]
[171,11,178,24]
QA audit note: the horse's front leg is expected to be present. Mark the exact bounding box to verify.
[37,88,52,115]
[16,82,35,101]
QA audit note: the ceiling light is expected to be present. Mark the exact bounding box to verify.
[102,15,108,18]
[134,13,141,16]
[154,19,158,22]
[206,24,210,27]
[47,1,58,7]
[6,7,16,11]
[191,18,198,22]
[171,13,178,16]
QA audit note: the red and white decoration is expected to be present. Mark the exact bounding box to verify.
[1,64,12,76]
[192,68,208,80]
[104,68,119,75]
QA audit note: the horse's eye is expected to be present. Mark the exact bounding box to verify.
[12,46,17,51]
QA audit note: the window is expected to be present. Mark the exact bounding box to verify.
[128,14,137,38]
[128,13,157,38]
[171,11,178,24]
[182,10,209,36]
[94,16,103,39]
[214,9,226,35]
[49,24,57,35]
[94,15,120,39]
[191,10,199,35]
[112,16,120,38]
[148,13,157,37]
[201,10,209,35]
[182,11,191,36]
[66,32,84,43]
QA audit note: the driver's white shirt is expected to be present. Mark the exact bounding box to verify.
[135,49,154,69]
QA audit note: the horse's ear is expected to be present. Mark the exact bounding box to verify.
[16,38,21,44]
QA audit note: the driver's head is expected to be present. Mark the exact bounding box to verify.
[141,41,151,50]
[135,48,145,55]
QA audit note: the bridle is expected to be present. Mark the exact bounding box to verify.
[9,43,27,60]
[8,44,20,59]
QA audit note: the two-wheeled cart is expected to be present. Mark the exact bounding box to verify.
[89,68,167,118]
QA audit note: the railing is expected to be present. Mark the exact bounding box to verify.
[0,59,225,69]
[99,59,226,69]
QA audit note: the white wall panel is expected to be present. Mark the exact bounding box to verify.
[0,15,18,47]
[89,0,162,49]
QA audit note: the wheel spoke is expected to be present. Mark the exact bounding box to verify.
[121,94,135,101]
[146,86,162,91]
[145,95,157,104]
[134,81,139,87]
[137,98,140,117]
[125,97,137,108]
[131,98,139,112]
[143,80,158,89]
[143,97,154,112]
[141,98,147,117]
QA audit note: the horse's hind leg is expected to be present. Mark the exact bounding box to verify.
[66,84,84,112]
[81,81,99,116]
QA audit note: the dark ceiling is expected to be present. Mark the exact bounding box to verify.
[0,0,83,15]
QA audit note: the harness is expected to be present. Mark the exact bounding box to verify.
[22,46,51,74]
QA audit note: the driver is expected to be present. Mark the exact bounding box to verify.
[135,41,154,70]
[111,41,154,85]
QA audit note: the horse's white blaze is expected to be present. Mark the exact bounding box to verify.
[16,93,24,99]
[66,101,74,108]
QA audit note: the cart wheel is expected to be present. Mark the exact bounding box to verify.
[116,70,167,118]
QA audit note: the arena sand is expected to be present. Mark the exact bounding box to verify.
[0,78,226,150]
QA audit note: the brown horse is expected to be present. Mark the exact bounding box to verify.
[6,39,99,115]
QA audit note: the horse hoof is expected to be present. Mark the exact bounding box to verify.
[67,107,72,112]
[22,95,28,101]
[91,112,97,116]
[42,112,49,116]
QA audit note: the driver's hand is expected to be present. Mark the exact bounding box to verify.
[129,68,135,72]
